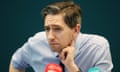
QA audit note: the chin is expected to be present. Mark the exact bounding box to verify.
[51,46,62,53]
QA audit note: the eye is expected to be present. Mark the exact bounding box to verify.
[45,27,50,32]
[53,27,62,31]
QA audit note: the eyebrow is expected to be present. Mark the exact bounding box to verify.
[44,25,62,28]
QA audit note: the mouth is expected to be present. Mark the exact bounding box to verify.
[48,42,63,53]
[49,43,58,45]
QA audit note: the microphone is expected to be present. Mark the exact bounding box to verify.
[45,63,63,72]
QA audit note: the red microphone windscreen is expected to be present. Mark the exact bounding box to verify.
[45,63,63,72]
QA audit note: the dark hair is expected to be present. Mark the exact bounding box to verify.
[41,1,82,29]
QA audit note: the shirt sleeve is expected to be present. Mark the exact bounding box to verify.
[10,32,45,70]
[91,37,113,72]
[11,42,32,70]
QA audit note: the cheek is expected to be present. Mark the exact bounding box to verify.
[58,33,72,46]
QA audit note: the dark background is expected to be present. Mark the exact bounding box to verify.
[0,0,120,72]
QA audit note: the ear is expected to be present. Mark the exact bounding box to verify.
[72,24,81,39]
[74,24,80,33]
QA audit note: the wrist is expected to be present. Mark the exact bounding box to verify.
[68,62,80,72]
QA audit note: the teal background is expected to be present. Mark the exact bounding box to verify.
[0,0,119,72]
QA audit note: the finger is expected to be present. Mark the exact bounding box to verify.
[69,39,75,47]
[59,49,68,60]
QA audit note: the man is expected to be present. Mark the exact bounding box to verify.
[9,1,113,72]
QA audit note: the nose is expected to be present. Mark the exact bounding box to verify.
[47,30,55,40]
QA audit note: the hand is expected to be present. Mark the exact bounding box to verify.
[59,40,80,72]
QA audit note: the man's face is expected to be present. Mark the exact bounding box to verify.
[45,14,75,53]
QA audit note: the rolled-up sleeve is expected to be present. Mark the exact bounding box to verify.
[11,42,32,70]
